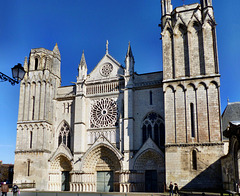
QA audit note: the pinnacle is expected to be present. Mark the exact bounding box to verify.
[53,43,60,55]
[106,40,109,54]
[24,56,28,71]
[79,50,87,68]
[126,42,134,60]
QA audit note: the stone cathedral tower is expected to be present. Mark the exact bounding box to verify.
[14,44,61,189]
[161,0,224,190]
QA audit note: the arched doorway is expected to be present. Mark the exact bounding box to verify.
[48,155,72,191]
[134,149,164,192]
[81,145,121,192]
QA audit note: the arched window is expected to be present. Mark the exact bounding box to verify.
[192,150,197,170]
[58,122,71,149]
[58,132,62,145]
[35,58,38,70]
[154,124,159,146]
[147,124,152,138]
[190,103,195,138]
[142,112,165,148]
[150,91,153,105]
[27,159,31,176]
[32,96,35,120]
[30,131,33,149]
[179,24,190,77]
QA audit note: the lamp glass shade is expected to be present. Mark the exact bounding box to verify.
[12,63,25,80]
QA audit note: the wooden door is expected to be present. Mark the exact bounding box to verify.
[145,170,158,192]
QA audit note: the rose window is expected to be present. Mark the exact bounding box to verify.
[90,98,117,128]
[100,63,113,77]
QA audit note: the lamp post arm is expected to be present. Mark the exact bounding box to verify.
[0,72,19,85]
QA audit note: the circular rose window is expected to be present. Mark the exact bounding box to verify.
[100,63,113,77]
[90,98,117,128]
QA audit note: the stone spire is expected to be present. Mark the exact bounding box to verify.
[125,42,134,61]
[78,51,87,81]
[79,51,87,68]
[125,42,135,76]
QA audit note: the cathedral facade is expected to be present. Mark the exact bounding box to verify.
[14,0,224,192]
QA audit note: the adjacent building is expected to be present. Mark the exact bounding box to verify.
[221,102,240,192]
[0,161,14,184]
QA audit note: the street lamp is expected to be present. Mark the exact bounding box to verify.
[0,63,26,85]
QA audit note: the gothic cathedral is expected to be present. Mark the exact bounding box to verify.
[14,0,224,192]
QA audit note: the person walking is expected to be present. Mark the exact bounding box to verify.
[174,183,179,195]
[169,182,174,196]
[12,184,19,196]
[1,182,9,196]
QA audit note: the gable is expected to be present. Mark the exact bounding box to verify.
[87,54,124,82]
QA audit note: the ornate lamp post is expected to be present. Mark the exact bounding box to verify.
[0,63,25,85]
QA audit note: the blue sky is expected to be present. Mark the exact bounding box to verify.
[0,0,239,164]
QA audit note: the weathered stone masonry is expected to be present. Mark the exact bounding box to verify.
[14,0,225,192]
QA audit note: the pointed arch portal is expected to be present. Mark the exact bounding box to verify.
[48,155,72,191]
[78,145,121,192]
[133,149,165,192]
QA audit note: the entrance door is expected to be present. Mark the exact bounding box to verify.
[61,171,70,191]
[145,170,158,192]
[97,171,113,192]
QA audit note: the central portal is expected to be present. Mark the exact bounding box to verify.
[97,171,114,192]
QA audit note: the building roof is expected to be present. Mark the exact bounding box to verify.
[222,102,240,131]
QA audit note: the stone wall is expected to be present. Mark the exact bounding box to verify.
[166,144,223,190]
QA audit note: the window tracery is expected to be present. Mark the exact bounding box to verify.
[142,112,165,148]
[100,63,113,77]
[58,122,71,149]
[90,98,118,128]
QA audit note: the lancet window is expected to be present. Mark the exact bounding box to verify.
[58,122,71,149]
[150,91,153,105]
[190,103,195,138]
[30,131,33,149]
[142,112,165,148]
[192,150,197,170]
[27,159,31,176]
[35,58,38,70]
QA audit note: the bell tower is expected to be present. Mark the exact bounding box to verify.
[14,44,61,190]
[161,0,224,190]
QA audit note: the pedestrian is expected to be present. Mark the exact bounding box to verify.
[169,182,174,196]
[1,182,9,196]
[12,184,19,196]
[174,183,179,195]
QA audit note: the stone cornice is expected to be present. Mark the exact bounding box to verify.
[86,91,121,98]
[15,149,51,154]
[17,120,52,125]
[55,96,75,101]
[134,80,162,89]
[165,142,224,148]
[163,74,220,84]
